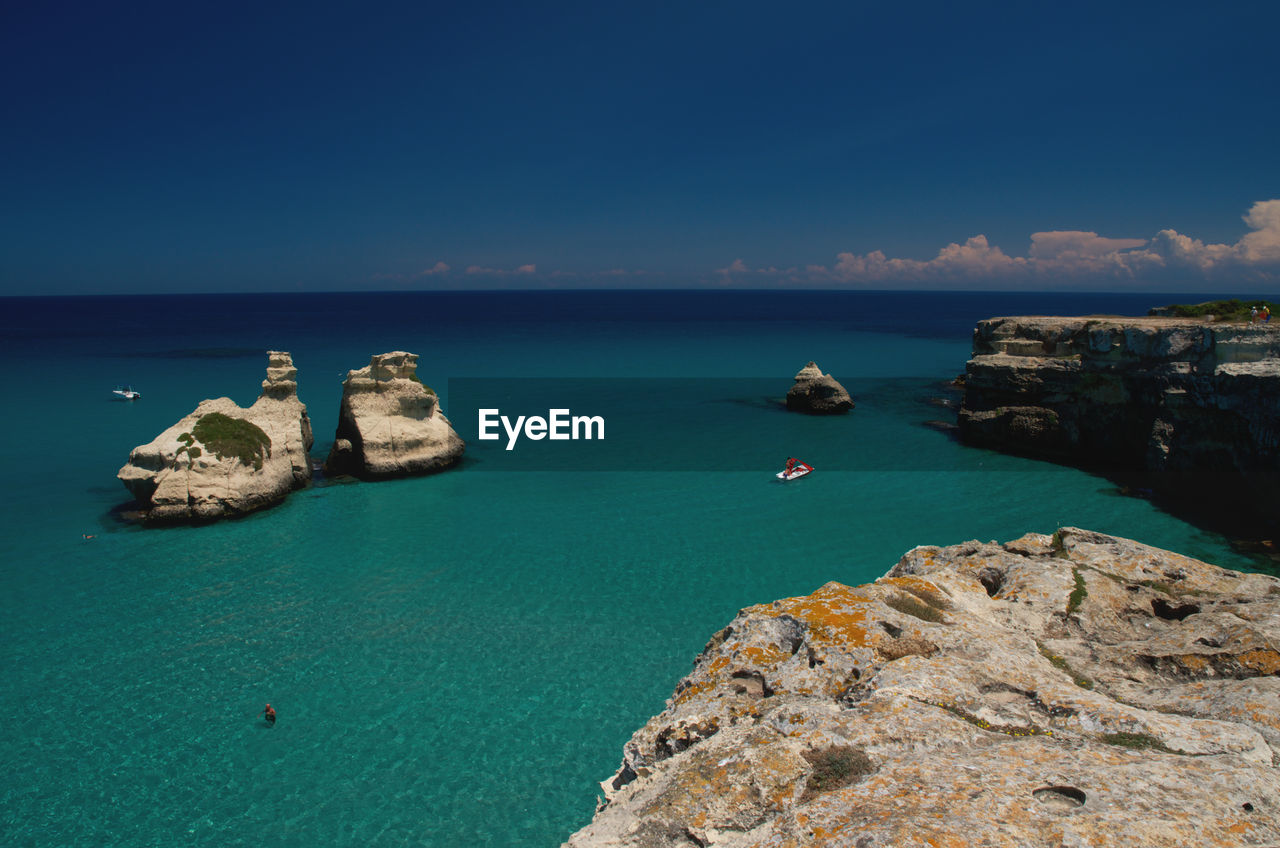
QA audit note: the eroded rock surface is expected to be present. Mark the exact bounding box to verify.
[325,351,464,478]
[566,528,1280,847]
[786,362,854,414]
[118,351,314,522]
[957,316,1280,529]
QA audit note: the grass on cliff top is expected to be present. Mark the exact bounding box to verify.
[1066,568,1087,615]
[191,412,271,471]
[920,698,1052,739]
[1100,731,1181,754]
[1157,299,1272,322]
[800,746,874,802]
[1036,641,1093,689]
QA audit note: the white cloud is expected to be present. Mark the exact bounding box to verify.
[419,261,450,276]
[1236,200,1280,263]
[791,200,1280,286]
[717,258,751,275]
[1028,232,1146,259]
[826,235,1027,282]
[465,263,537,276]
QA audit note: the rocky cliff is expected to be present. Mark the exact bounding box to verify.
[118,351,314,522]
[325,351,464,478]
[786,362,854,414]
[957,317,1280,532]
[566,528,1280,847]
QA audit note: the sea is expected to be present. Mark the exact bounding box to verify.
[0,290,1273,847]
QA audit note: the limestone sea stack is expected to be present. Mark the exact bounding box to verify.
[786,361,854,414]
[566,528,1280,847]
[325,351,464,478]
[118,352,314,522]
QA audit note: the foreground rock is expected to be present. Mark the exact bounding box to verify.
[567,528,1280,847]
[958,316,1280,531]
[325,351,464,478]
[786,362,854,414]
[118,352,314,522]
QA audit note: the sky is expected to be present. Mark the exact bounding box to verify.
[2,1,1278,295]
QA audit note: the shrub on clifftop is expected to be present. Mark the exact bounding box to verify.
[192,412,271,471]
[1153,299,1272,322]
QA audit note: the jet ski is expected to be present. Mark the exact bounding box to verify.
[776,459,813,481]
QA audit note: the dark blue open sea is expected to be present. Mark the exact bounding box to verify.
[0,290,1270,846]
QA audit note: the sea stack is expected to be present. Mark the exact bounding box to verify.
[566,528,1280,847]
[118,351,314,522]
[325,351,464,478]
[786,361,854,414]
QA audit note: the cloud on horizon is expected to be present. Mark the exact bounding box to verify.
[376,202,1280,290]
[465,263,537,276]
[720,200,1280,287]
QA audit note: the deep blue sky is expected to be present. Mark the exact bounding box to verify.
[2,1,1277,294]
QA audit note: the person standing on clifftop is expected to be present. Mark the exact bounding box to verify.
[1264,305,1272,323]
[1250,306,1259,323]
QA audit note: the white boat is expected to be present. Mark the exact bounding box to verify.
[112,385,142,400]
[776,460,813,481]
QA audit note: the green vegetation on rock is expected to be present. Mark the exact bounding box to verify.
[192,412,271,471]
[406,373,436,394]
[1036,640,1094,689]
[924,699,1052,738]
[800,746,874,801]
[1066,568,1087,615]
[1100,731,1181,753]
[1157,299,1272,322]
[1049,530,1070,559]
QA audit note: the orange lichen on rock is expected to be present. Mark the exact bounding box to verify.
[1239,649,1280,675]
[569,528,1280,848]
[754,582,875,648]
[734,643,791,667]
[1176,654,1211,673]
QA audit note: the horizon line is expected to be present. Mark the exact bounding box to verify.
[4,287,1277,299]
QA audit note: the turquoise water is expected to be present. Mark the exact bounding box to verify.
[0,291,1267,846]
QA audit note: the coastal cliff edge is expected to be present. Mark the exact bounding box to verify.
[566,528,1280,847]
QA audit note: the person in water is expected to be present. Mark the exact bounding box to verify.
[262,703,276,726]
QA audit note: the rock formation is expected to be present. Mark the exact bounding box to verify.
[566,528,1280,847]
[957,316,1280,531]
[786,362,854,414]
[118,352,314,522]
[325,351,464,478]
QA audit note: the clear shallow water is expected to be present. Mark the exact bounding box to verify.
[0,291,1270,846]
